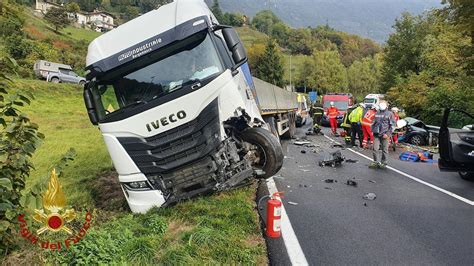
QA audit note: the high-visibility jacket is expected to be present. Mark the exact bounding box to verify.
[341,107,354,128]
[326,107,339,119]
[349,106,363,123]
[362,109,376,126]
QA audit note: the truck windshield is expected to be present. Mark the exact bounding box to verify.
[93,31,224,116]
[364,98,376,103]
[323,101,348,110]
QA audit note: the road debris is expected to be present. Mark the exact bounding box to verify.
[363,193,377,200]
[345,159,358,163]
[288,201,299,206]
[301,150,307,154]
[324,187,333,190]
[346,180,358,187]
[332,143,344,149]
[299,169,310,172]
[294,141,311,146]
[368,180,376,184]
[284,156,294,159]
[364,203,368,207]
[319,150,345,167]
[324,179,337,183]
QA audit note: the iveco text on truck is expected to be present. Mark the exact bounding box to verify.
[83,0,297,213]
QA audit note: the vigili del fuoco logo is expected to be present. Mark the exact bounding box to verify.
[18,169,93,251]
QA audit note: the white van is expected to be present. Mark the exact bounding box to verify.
[363,94,385,108]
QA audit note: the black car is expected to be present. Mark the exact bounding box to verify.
[399,117,439,146]
[438,109,474,181]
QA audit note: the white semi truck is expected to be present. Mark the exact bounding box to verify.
[83,0,297,213]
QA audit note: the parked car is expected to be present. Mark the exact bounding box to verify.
[398,117,439,146]
[34,60,86,84]
[438,109,474,181]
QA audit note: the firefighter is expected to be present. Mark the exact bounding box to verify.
[349,103,364,147]
[341,105,354,144]
[311,102,325,132]
[361,105,377,148]
[326,102,339,135]
[369,100,396,169]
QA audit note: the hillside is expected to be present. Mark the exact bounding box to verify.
[213,0,441,43]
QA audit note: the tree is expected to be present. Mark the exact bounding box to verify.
[255,39,285,87]
[66,2,80,14]
[211,0,224,22]
[347,56,381,96]
[442,0,474,75]
[44,7,70,32]
[379,13,428,92]
[310,50,348,93]
[251,10,281,35]
[246,43,266,72]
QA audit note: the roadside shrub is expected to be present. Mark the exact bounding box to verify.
[0,16,23,37]
[5,35,32,59]
[0,79,44,255]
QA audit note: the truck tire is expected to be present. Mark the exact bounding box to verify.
[282,113,296,139]
[50,77,60,83]
[239,127,283,178]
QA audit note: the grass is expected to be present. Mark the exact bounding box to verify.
[3,79,267,264]
[61,27,102,42]
[236,26,268,47]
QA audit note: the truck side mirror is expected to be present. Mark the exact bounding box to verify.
[83,85,99,125]
[221,27,247,69]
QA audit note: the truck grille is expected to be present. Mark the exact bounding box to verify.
[117,99,220,175]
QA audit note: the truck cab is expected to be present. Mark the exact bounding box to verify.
[83,0,283,213]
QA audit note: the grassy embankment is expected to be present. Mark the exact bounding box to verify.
[3,10,267,264]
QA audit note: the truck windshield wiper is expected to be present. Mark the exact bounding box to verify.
[169,78,201,92]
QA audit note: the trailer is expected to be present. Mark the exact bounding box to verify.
[252,76,298,139]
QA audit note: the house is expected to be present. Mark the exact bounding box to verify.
[35,0,62,14]
[35,0,116,31]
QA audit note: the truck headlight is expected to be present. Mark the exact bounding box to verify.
[123,181,152,191]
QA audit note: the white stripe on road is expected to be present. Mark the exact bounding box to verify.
[267,177,309,265]
[324,135,474,206]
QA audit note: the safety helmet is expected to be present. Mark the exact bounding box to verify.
[360,103,365,108]
[391,107,399,113]
[330,101,335,106]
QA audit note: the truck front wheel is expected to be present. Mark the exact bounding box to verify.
[239,127,283,178]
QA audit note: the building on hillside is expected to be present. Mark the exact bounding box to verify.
[73,10,116,32]
[35,0,116,32]
[35,0,62,14]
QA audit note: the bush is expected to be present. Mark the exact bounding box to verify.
[0,16,23,37]
[5,35,32,59]
[0,80,44,255]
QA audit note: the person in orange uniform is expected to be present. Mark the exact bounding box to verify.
[326,102,339,135]
[391,107,400,143]
[361,105,377,148]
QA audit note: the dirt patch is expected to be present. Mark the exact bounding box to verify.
[89,171,128,211]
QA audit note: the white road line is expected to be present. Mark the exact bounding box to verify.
[267,177,309,266]
[324,135,474,206]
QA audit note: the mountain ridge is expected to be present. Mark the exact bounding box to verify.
[212,0,442,43]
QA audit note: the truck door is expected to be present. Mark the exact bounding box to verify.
[438,108,474,172]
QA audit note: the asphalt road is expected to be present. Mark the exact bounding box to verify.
[264,121,474,265]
